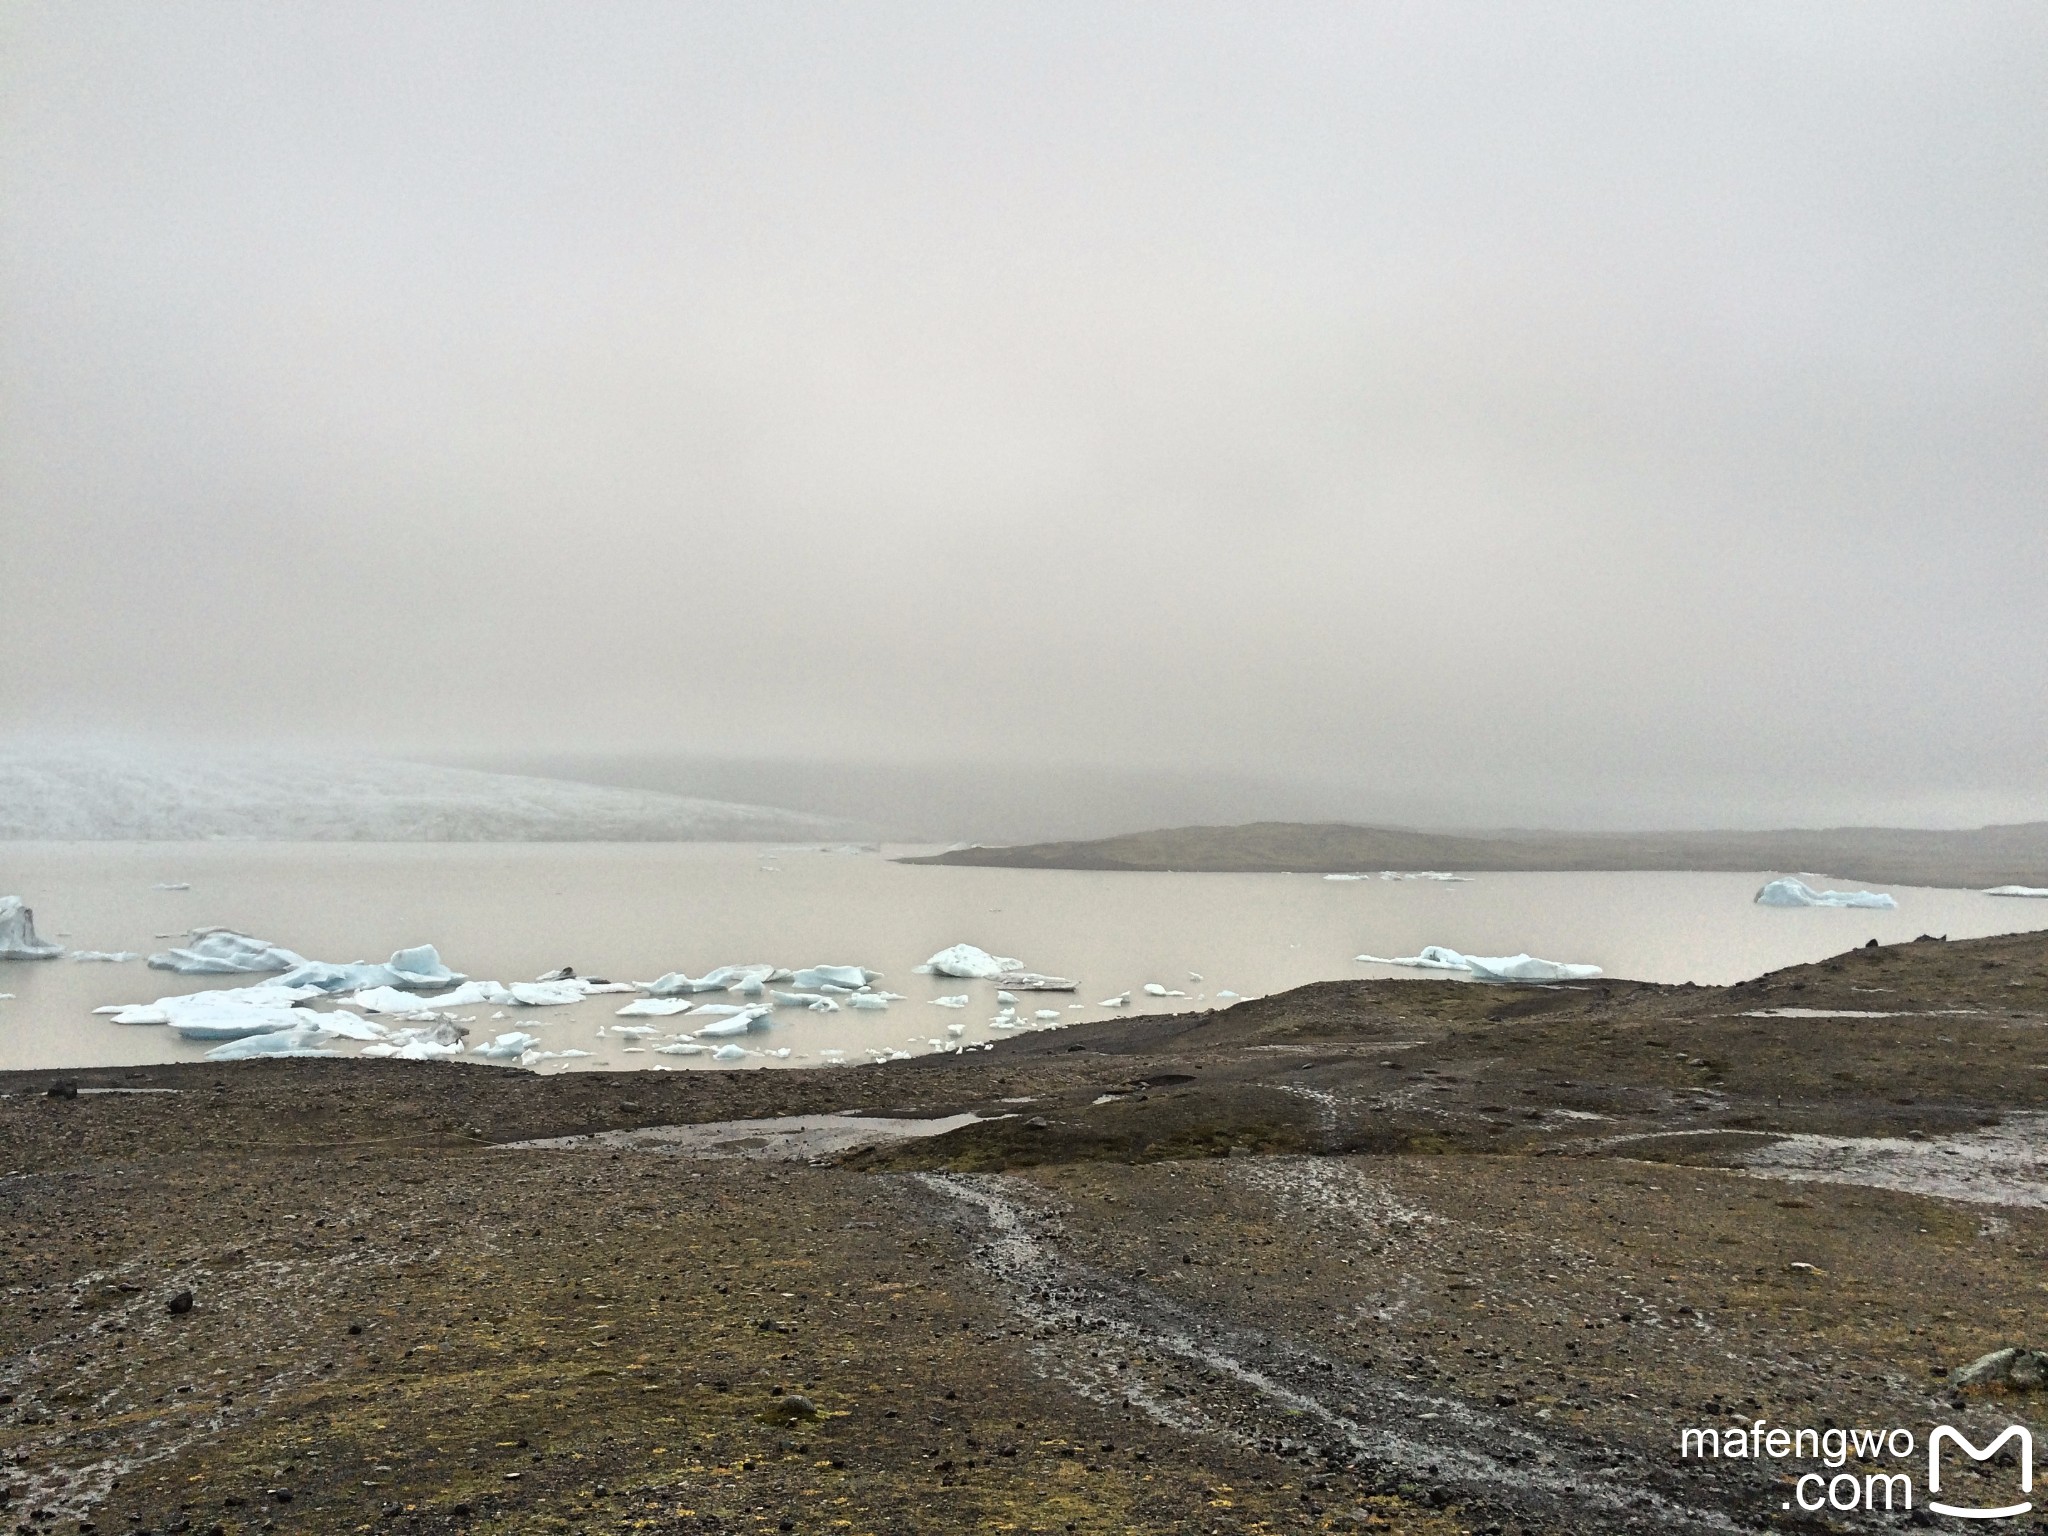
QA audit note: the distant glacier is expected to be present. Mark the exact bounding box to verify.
[0,749,865,842]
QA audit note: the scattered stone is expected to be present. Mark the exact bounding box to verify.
[166,1290,194,1316]
[1953,1346,2048,1391]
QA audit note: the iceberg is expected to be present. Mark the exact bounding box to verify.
[274,944,465,993]
[790,965,876,990]
[653,1040,708,1055]
[518,1047,592,1066]
[347,985,446,1016]
[772,990,839,1012]
[147,928,306,974]
[616,997,694,1017]
[848,993,889,1010]
[1985,885,2048,898]
[1754,877,1897,910]
[711,1043,749,1061]
[915,944,1022,979]
[471,1031,540,1060]
[1356,946,1601,982]
[360,1022,467,1060]
[420,979,517,1007]
[694,1016,753,1038]
[509,980,585,1006]
[70,950,140,963]
[101,984,333,1038]
[636,964,779,996]
[204,1026,339,1060]
[930,995,969,1009]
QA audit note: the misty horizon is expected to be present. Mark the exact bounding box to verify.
[4,4,2044,832]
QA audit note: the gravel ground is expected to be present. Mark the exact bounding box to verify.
[3,929,2044,1534]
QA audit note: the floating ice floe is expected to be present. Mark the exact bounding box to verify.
[2,897,72,961]
[930,995,969,1009]
[654,1040,708,1055]
[1099,992,1131,1007]
[711,1043,748,1061]
[915,943,1020,979]
[146,928,306,974]
[637,964,782,996]
[347,985,448,1016]
[471,1031,541,1059]
[1754,877,1897,910]
[152,882,191,891]
[848,992,890,1010]
[616,997,694,1017]
[361,1022,469,1060]
[694,1006,770,1038]
[420,980,517,1007]
[610,1024,660,1040]
[95,983,333,1037]
[70,950,140,963]
[204,1026,339,1060]
[1383,871,1470,882]
[791,965,877,989]
[519,1047,592,1066]
[1356,946,1601,982]
[1216,989,1241,1000]
[1985,885,2048,898]
[772,990,839,1012]
[1141,983,1188,998]
[1034,1009,1062,1021]
[509,980,585,1007]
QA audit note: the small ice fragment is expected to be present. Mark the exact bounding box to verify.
[535,966,574,981]
[471,1031,540,1060]
[419,980,516,1007]
[1984,885,2048,897]
[518,1047,593,1066]
[204,1026,338,1060]
[1141,984,1187,997]
[996,990,1017,1005]
[509,981,585,1006]
[70,950,141,963]
[653,1041,707,1055]
[772,990,837,1010]
[616,997,693,1017]
[930,995,969,1009]
[1754,877,1897,910]
[1099,993,1130,1007]
[152,881,191,891]
[848,993,889,1010]
[1034,1009,1061,1020]
[1217,989,1241,1000]
[711,1043,748,1061]
[1188,972,1203,981]
[611,1024,659,1040]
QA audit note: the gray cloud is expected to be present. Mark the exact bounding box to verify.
[3,2,2043,828]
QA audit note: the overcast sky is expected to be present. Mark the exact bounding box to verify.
[2,2,2043,828]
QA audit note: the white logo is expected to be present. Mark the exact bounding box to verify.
[1929,1424,2033,1520]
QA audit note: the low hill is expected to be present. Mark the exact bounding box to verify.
[899,819,2048,889]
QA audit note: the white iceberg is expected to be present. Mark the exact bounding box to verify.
[147,928,306,974]
[772,990,839,1012]
[711,1043,749,1061]
[1034,1009,1062,1021]
[791,965,877,989]
[472,1031,540,1060]
[70,950,140,963]
[848,993,890,1010]
[275,944,465,993]
[694,1016,753,1038]
[360,1022,468,1060]
[653,1040,708,1055]
[518,1047,593,1066]
[636,964,779,996]
[348,985,445,1016]
[509,980,585,1006]
[915,944,1022,979]
[616,997,694,1017]
[930,995,969,1009]
[1356,946,1601,982]
[1754,877,1897,910]
[204,1026,339,1060]
[420,979,517,1007]
[1141,983,1188,997]
[610,1024,659,1039]
[1984,885,2048,898]
[102,983,332,1037]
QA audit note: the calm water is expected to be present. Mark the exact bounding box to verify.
[1,842,2041,1073]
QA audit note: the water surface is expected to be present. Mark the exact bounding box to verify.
[1,842,2039,1072]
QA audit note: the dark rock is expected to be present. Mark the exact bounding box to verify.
[165,1291,194,1316]
[46,1082,78,1100]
